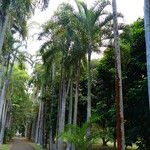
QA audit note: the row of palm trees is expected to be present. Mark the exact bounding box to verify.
[33,0,150,150]
[0,0,149,150]
[32,0,126,149]
[0,0,32,143]
[0,0,50,144]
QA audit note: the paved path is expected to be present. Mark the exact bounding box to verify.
[10,138,35,150]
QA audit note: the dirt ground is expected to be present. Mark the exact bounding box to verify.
[10,138,35,150]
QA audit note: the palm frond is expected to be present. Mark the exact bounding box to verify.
[99,13,123,28]
[91,0,111,25]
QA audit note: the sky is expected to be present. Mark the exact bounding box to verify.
[26,0,144,69]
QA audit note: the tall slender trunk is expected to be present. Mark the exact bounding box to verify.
[39,101,45,147]
[55,68,63,150]
[49,63,55,150]
[144,0,150,109]
[25,122,28,138]
[43,101,47,148]
[58,77,70,150]
[49,100,53,150]
[5,101,12,129]
[87,49,91,122]
[144,2,150,149]
[38,80,47,148]
[28,123,33,140]
[0,15,8,55]
[0,61,5,93]
[0,100,8,144]
[73,60,80,125]
[112,0,125,150]
[71,60,80,150]
[58,77,66,150]
[31,117,36,141]
[66,79,73,150]
[68,80,73,125]
[0,51,17,124]
[86,46,92,150]
[35,101,42,143]
[0,83,6,122]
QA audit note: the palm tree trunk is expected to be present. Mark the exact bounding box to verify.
[0,15,8,55]
[0,61,5,93]
[112,0,125,150]
[0,100,8,144]
[86,46,92,150]
[31,117,36,141]
[5,101,12,129]
[0,51,17,124]
[144,0,150,109]
[58,77,66,150]
[87,49,91,123]
[49,63,55,150]
[66,78,73,150]
[55,68,63,150]
[39,101,45,147]
[58,77,70,150]
[43,100,47,149]
[35,101,42,143]
[0,83,7,122]
[68,79,73,125]
[73,60,80,125]
[49,101,53,150]
[25,122,28,138]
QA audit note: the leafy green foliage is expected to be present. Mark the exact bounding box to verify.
[61,123,93,150]
[0,144,10,150]
[4,65,32,140]
[91,18,149,149]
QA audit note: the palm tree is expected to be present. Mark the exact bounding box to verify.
[73,0,117,123]
[31,63,47,147]
[0,0,34,123]
[0,1,9,54]
[0,0,50,56]
[0,0,31,55]
[39,15,71,150]
[0,50,18,144]
[71,2,117,147]
[31,64,43,143]
[112,0,125,150]
[38,2,122,149]
[144,0,150,109]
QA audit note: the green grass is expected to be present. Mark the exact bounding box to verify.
[0,144,11,150]
[31,143,137,150]
[92,144,137,150]
[92,139,137,150]
[31,143,46,150]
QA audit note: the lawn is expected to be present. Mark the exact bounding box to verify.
[31,143,46,150]
[0,144,11,150]
[92,145,136,150]
[92,143,137,150]
[31,142,137,150]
